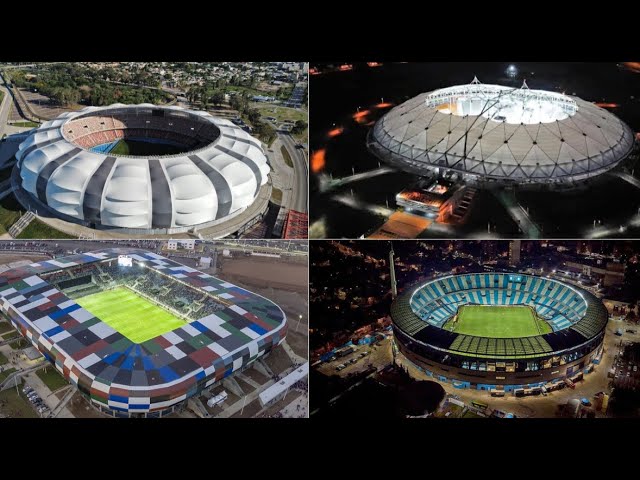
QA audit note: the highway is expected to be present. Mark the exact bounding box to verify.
[279,133,308,213]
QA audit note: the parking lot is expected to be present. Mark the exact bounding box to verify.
[316,336,393,378]
[19,383,51,417]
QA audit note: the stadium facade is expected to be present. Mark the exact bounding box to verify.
[0,249,286,417]
[368,79,636,186]
[390,273,607,391]
[15,104,270,234]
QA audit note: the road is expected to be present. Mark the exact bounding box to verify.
[493,189,541,238]
[0,81,12,138]
[279,133,308,213]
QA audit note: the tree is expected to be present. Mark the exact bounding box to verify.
[247,109,261,125]
[252,121,276,146]
[211,91,225,107]
[292,119,308,134]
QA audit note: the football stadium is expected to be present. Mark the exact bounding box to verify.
[367,79,636,186]
[14,104,270,234]
[0,249,286,417]
[391,273,607,392]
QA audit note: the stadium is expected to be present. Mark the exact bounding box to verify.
[390,273,607,392]
[13,104,270,234]
[367,79,636,186]
[0,248,286,417]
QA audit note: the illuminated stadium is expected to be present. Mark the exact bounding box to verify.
[367,79,636,186]
[390,273,607,392]
[0,249,286,417]
[14,104,270,234]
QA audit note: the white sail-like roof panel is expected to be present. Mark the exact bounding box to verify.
[370,83,635,183]
[16,104,271,230]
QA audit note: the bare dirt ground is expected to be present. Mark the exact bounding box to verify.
[18,88,81,120]
[216,255,309,362]
[217,256,307,293]
[264,346,296,375]
[0,253,50,265]
[66,392,104,419]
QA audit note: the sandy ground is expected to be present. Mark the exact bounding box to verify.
[217,256,307,293]
[0,253,50,265]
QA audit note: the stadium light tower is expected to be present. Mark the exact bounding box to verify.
[389,241,398,299]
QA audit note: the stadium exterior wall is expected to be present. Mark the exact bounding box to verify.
[394,326,604,389]
[390,272,608,390]
[11,167,270,236]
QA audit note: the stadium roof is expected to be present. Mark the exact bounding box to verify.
[0,249,286,413]
[16,104,270,231]
[391,273,608,359]
[368,80,635,184]
[259,362,308,406]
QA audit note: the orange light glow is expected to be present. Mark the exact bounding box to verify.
[310,67,320,75]
[367,62,382,67]
[353,110,371,124]
[328,127,344,138]
[374,102,393,109]
[623,62,640,73]
[595,102,619,108]
[339,64,353,71]
[311,149,326,173]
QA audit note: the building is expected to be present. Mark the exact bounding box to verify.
[199,256,212,268]
[391,272,607,391]
[258,362,309,407]
[0,248,287,417]
[481,241,497,261]
[563,258,625,286]
[15,104,270,234]
[367,79,635,186]
[509,240,521,266]
[167,239,196,251]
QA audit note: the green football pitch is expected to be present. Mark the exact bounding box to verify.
[443,305,552,338]
[75,287,186,343]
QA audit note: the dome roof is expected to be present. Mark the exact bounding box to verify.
[16,104,269,230]
[368,82,635,184]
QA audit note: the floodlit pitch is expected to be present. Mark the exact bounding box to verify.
[444,305,552,338]
[75,287,186,343]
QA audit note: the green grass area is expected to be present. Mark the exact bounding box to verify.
[0,367,16,383]
[76,287,186,343]
[17,218,76,239]
[9,338,28,350]
[1,331,18,341]
[0,383,38,418]
[443,305,552,338]
[0,321,14,335]
[11,121,40,128]
[271,188,283,205]
[0,351,8,366]
[109,139,187,157]
[36,367,68,392]
[0,194,24,235]
[254,104,308,124]
[281,146,293,168]
[291,129,308,144]
[228,86,267,97]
